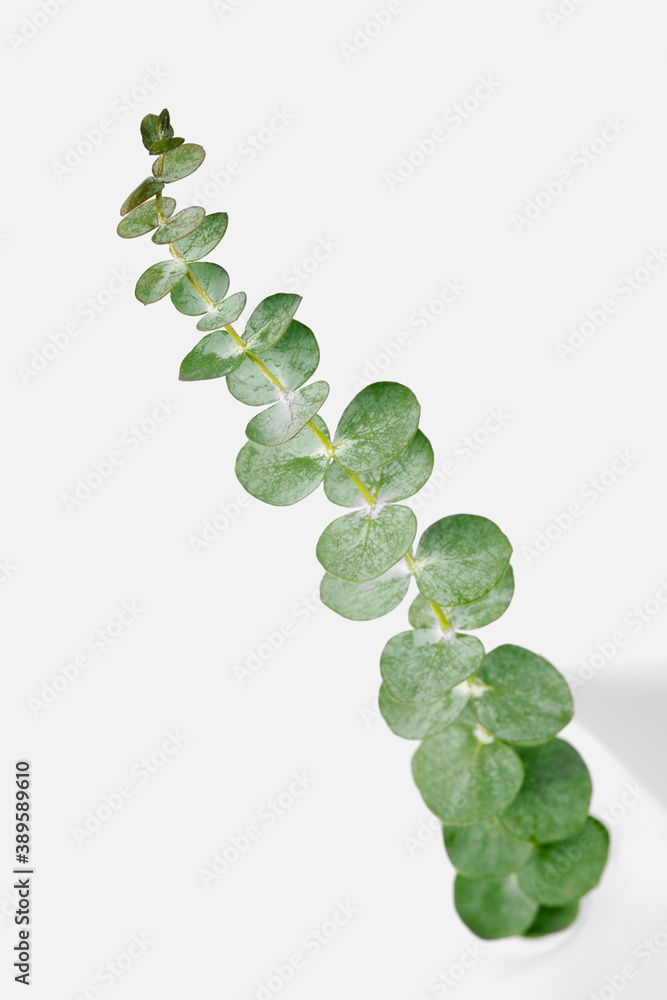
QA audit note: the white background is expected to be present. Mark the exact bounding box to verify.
[2,0,667,997]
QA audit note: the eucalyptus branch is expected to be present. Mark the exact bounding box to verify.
[117,109,609,941]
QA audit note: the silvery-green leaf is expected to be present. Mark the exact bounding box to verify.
[148,137,184,155]
[196,291,247,331]
[117,196,176,238]
[170,212,228,262]
[179,329,243,381]
[316,504,417,582]
[120,176,165,216]
[517,818,609,907]
[446,566,515,630]
[324,430,434,507]
[152,206,205,244]
[407,594,441,629]
[500,739,592,844]
[379,683,467,740]
[412,716,524,824]
[414,514,512,607]
[170,263,230,316]
[443,816,532,881]
[235,416,331,506]
[523,902,580,937]
[244,293,302,354]
[141,113,163,150]
[135,260,187,304]
[454,874,538,940]
[333,382,420,474]
[472,645,573,744]
[380,629,483,702]
[320,566,411,621]
[245,381,329,447]
[227,320,319,406]
[153,142,205,182]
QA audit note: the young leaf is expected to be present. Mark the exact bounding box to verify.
[179,329,243,381]
[135,260,187,304]
[333,382,420,473]
[379,683,468,740]
[152,206,206,244]
[523,902,580,937]
[412,716,524,824]
[443,816,533,881]
[170,212,228,262]
[141,113,163,150]
[148,137,184,155]
[472,645,573,744]
[196,291,247,331]
[244,293,302,354]
[153,142,206,182]
[380,629,483,702]
[517,818,609,907]
[117,196,176,238]
[245,381,329,447]
[120,176,165,216]
[500,739,592,844]
[316,504,417,582]
[320,566,411,621]
[170,263,230,316]
[227,321,319,406]
[324,430,434,507]
[454,874,538,940]
[414,514,512,607]
[236,416,331,506]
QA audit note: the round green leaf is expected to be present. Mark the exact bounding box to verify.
[412,716,524,824]
[408,569,515,632]
[443,816,533,880]
[414,514,512,607]
[196,291,247,331]
[117,196,176,238]
[454,874,538,939]
[170,212,228,262]
[245,381,329,447]
[148,137,184,155]
[227,321,319,406]
[141,110,173,150]
[152,206,205,245]
[407,594,441,629]
[380,629,483,702]
[379,684,467,740]
[320,566,411,621]
[120,176,165,216]
[472,645,573,744]
[518,818,609,907]
[179,329,243,381]
[153,142,206,182]
[324,430,434,507]
[244,293,302,354]
[135,260,187,304]
[236,416,331,506]
[316,504,417,583]
[500,740,591,844]
[170,263,230,316]
[523,901,580,937]
[333,382,420,474]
